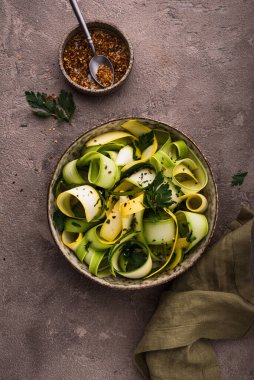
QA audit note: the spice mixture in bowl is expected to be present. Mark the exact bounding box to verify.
[59,22,133,95]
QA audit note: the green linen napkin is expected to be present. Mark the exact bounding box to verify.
[135,208,254,380]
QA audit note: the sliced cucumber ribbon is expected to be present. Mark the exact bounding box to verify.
[172,156,207,194]
[150,150,176,173]
[179,193,208,213]
[143,217,176,245]
[125,168,156,188]
[176,210,208,253]
[99,196,134,243]
[101,192,144,243]
[121,139,157,172]
[100,200,123,241]
[145,208,179,278]
[62,228,111,277]
[121,119,152,137]
[64,218,99,233]
[85,130,137,147]
[150,139,188,170]
[150,142,207,196]
[167,140,189,160]
[167,238,189,270]
[62,151,118,189]
[62,159,86,185]
[115,145,134,166]
[56,185,102,222]
[154,130,172,147]
[82,141,131,157]
[89,250,107,276]
[62,230,83,250]
[106,181,134,215]
[86,224,117,250]
[77,152,118,189]
[120,121,158,172]
[132,209,161,262]
[121,193,145,216]
[110,234,153,279]
[104,178,144,218]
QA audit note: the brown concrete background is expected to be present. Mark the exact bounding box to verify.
[1,0,254,379]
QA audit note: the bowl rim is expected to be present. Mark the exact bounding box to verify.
[59,21,134,95]
[47,117,218,290]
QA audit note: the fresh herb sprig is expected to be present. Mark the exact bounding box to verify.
[25,90,75,122]
[135,131,154,153]
[143,171,173,212]
[231,171,248,187]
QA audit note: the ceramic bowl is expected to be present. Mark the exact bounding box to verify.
[48,118,218,290]
[59,22,134,95]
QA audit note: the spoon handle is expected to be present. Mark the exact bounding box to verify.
[69,0,96,55]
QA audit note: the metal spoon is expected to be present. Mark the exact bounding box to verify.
[69,0,114,88]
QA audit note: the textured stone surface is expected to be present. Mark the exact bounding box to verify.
[0,0,254,379]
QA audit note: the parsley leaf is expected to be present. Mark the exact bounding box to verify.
[135,131,154,153]
[143,171,174,212]
[57,90,76,121]
[25,90,75,122]
[231,172,248,187]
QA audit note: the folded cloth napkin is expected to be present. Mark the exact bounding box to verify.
[134,208,254,380]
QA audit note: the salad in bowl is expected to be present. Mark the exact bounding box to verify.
[48,118,217,289]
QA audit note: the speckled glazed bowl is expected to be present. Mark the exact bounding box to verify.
[48,118,218,290]
[59,22,134,95]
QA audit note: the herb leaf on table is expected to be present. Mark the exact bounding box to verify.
[231,172,248,187]
[25,90,75,122]
[57,90,76,121]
